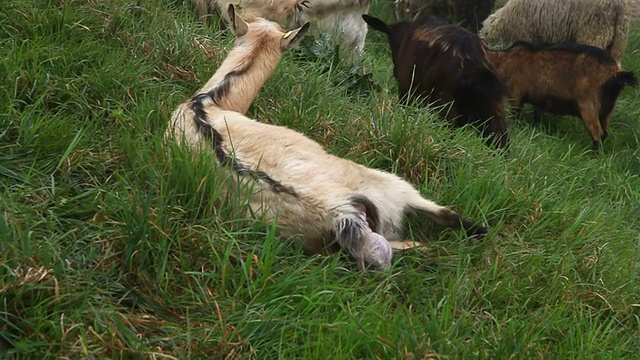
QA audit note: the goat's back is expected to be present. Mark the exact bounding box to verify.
[490,42,623,106]
[204,109,416,246]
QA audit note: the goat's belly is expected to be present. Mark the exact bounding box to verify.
[248,187,333,252]
[525,95,581,117]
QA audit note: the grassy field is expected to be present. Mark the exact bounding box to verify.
[2,0,640,358]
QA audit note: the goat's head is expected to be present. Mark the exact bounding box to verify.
[362,15,409,59]
[227,4,310,52]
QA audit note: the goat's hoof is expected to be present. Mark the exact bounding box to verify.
[466,225,488,241]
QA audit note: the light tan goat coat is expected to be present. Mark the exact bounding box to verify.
[168,6,487,270]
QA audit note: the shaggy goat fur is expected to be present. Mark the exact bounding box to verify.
[479,0,630,63]
[487,41,638,149]
[190,0,372,55]
[363,14,508,148]
[632,0,640,22]
[168,6,488,270]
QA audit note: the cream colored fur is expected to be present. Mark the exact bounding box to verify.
[195,17,293,114]
[168,6,486,270]
[172,106,465,269]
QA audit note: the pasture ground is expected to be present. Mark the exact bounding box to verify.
[1,0,640,358]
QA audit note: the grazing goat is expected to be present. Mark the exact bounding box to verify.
[297,0,372,55]
[168,5,488,271]
[190,0,372,56]
[363,14,508,149]
[487,41,638,150]
[479,0,629,63]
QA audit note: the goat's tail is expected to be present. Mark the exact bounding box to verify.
[407,196,488,239]
[612,71,639,89]
[599,70,638,123]
[602,71,638,102]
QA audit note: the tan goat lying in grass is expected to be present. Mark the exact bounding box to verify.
[167,5,488,270]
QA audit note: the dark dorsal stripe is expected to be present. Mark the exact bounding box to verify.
[191,97,228,164]
[508,41,617,66]
[197,67,249,107]
[189,95,298,198]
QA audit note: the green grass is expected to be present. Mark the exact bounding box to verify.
[2,0,640,358]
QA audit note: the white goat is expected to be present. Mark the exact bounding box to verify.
[297,0,372,55]
[168,5,488,270]
[190,0,371,55]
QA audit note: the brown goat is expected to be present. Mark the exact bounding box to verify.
[487,41,638,150]
[363,14,508,149]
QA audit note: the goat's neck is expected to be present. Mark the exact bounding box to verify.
[197,45,281,114]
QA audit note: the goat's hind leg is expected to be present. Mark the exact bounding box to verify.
[408,195,488,239]
[599,111,613,143]
[578,102,604,150]
[598,95,622,143]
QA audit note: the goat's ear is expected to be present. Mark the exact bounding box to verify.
[362,15,391,34]
[280,22,310,51]
[228,4,248,37]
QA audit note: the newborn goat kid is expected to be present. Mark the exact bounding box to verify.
[487,42,638,149]
[169,6,488,270]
